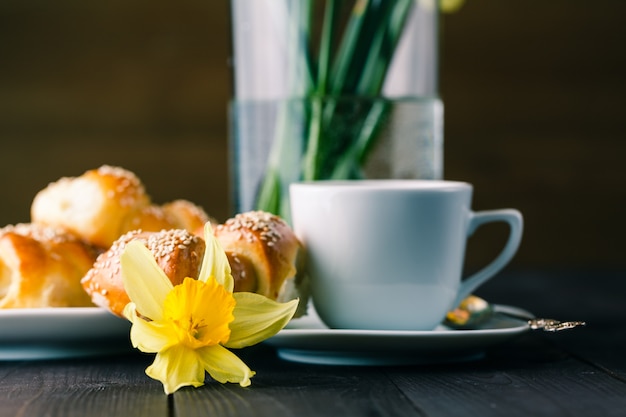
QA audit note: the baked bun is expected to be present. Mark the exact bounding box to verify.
[31,165,210,248]
[121,201,211,237]
[215,211,309,316]
[81,229,205,316]
[162,200,215,233]
[0,224,96,308]
[31,165,151,248]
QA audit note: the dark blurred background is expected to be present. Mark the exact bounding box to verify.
[1,0,624,270]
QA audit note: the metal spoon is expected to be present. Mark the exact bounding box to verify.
[445,295,586,332]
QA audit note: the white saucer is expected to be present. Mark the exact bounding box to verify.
[265,305,531,366]
[0,307,132,360]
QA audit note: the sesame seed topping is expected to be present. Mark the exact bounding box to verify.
[0,223,81,245]
[95,165,145,207]
[88,228,201,287]
[97,165,141,185]
[218,211,283,245]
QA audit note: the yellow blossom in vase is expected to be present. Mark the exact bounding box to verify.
[121,223,298,394]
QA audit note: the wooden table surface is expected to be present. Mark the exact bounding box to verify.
[1,268,625,417]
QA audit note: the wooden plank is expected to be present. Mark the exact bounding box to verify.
[172,334,626,417]
[388,354,626,417]
[375,332,626,417]
[0,354,168,417]
[172,345,423,417]
[479,268,626,379]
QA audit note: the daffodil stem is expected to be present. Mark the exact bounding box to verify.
[255,0,415,217]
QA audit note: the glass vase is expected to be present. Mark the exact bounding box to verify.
[229,0,443,221]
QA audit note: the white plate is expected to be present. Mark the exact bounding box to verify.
[0,307,132,360]
[266,305,531,366]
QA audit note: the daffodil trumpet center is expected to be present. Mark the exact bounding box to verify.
[161,277,235,349]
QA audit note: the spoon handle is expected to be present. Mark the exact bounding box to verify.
[527,318,587,332]
[447,302,586,331]
[494,305,586,331]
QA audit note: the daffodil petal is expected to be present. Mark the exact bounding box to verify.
[146,345,206,394]
[198,223,234,292]
[122,302,136,322]
[127,313,177,353]
[197,344,255,387]
[121,240,173,321]
[225,293,298,349]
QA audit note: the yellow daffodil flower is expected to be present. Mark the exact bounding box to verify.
[121,223,299,394]
[440,0,466,13]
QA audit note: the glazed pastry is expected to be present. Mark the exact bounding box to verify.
[215,211,309,316]
[81,229,205,316]
[0,223,96,308]
[31,165,151,248]
[121,201,212,237]
[161,199,214,233]
[82,212,308,317]
[31,165,210,248]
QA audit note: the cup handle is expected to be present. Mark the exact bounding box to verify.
[453,209,524,307]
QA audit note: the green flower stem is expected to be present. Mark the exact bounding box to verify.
[315,0,413,181]
[255,103,294,215]
[356,0,413,95]
[328,0,413,179]
[255,0,315,214]
[303,0,338,181]
[316,0,337,93]
[329,99,391,180]
[306,0,396,180]
[254,0,416,217]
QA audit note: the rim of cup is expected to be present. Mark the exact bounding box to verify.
[290,179,470,191]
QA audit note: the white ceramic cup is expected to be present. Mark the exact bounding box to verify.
[289,180,523,331]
